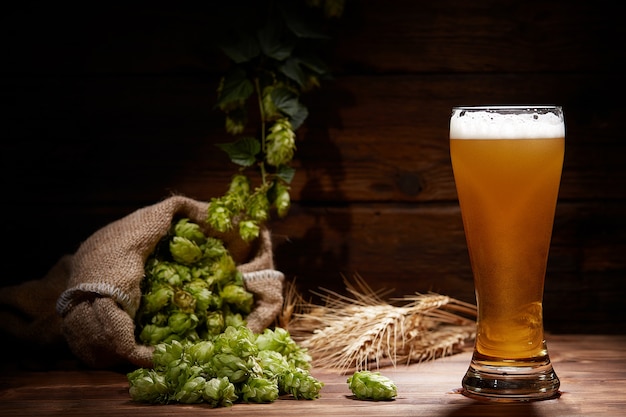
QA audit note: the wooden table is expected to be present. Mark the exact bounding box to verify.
[1,334,625,416]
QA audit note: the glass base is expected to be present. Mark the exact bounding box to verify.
[462,358,560,402]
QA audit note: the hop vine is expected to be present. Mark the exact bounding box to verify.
[207,0,344,241]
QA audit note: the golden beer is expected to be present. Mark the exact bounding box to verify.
[450,106,563,402]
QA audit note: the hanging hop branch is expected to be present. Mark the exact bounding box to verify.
[207,0,344,241]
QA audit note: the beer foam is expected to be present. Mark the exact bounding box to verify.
[450,107,565,139]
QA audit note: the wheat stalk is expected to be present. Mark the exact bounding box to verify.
[282,274,477,374]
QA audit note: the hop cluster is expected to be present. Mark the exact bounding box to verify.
[135,218,254,345]
[207,169,291,243]
[128,326,324,406]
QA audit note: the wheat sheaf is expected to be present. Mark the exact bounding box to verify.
[280,275,477,374]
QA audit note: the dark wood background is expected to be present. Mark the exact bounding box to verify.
[2,0,624,335]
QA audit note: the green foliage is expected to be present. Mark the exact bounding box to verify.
[208,0,344,241]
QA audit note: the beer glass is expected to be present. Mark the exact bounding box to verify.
[449,105,563,402]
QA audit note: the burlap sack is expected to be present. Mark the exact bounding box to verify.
[55,195,284,369]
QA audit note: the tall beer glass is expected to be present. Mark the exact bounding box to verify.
[449,106,563,402]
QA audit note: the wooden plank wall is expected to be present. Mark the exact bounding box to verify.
[2,0,624,334]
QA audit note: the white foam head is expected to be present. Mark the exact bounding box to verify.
[450,106,565,139]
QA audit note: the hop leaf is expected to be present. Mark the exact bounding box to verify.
[216,67,254,111]
[216,137,261,167]
[347,370,397,401]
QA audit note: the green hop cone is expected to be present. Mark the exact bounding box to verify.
[207,198,234,232]
[347,370,397,401]
[172,290,196,313]
[228,174,251,196]
[150,261,191,286]
[152,340,185,369]
[174,376,207,404]
[165,360,201,392]
[210,254,238,286]
[201,237,228,260]
[203,376,238,408]
[205,310,225,336]
[127,368,170,403]
[183,280,212,312]
[141,285,173,314]
[247,191,270,223]
[139,324,173,345]
[173,218,206,244]
[146,312,169,327]
[255,327,290,351]
[187,340,215,365]
[238,219,260,242]
[257,350,290,379]
[280,367,324,400]
[220,284,254,314]
[224,312,246,328]
[170,236,204,265]
[265,118,295,167]
[167,311,199,335]
[256,327,312,370]
[273,182,291,218]
[261,85,280,121]
[211,353,250,384]
[214,326,259,359]
[241,376,280,403]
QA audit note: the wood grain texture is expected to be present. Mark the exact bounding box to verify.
[1,335,625,416]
